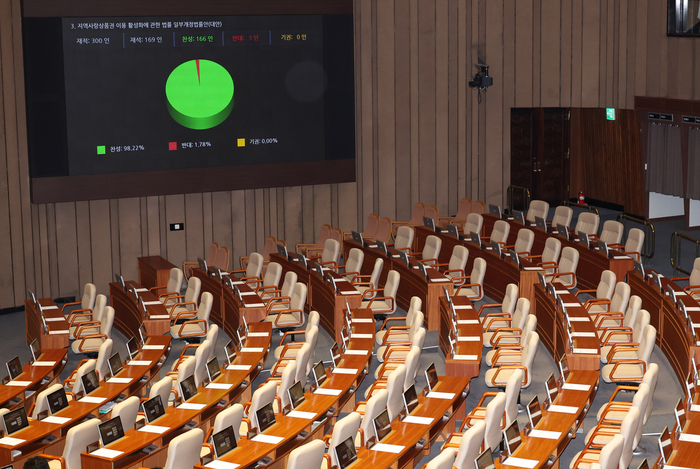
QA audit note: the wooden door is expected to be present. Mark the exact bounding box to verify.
[510,108,536,211]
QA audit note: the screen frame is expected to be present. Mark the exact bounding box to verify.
[47,388,69,415]
[6,357,22,381]
[179,374,198,402]
[98,416,125,447]
[2,407,28,436]
[142,395,165,424]
[212,425,237,459]
[255,402,276,433]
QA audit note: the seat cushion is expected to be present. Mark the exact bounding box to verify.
[602,363,644,383]
[568,451,599,469]
[456,287,479,298]
[375,346,409,363]
[375,330,409,345]
[71,338,104,354]
[170,323,205,339]
[596,403,629,423]
[47,460,62,469]
[485,367,521,387]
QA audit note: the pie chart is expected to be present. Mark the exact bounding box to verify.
[165,59,234,130]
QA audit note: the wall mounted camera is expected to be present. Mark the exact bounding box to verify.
[469,64,492,103]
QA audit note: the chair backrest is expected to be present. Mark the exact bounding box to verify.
[364,213,380,238]
[374,217,393,243]
[637,325,657,365]
[690,257,700,287]
[408,312,425,342]
[206,243,219,266]
[184,276,202,306]
[214,246,229,271]
[521,313,537,339]
[411,327,427,350]
[641,363,659,423]
[193,340,212,386]
[610,282,631,314]
[632,310,651,343]
[70,359,96,395]
[383,270,401,312]
[484,392,507,452]
[308,310,320,329]
[249,381,277,430]
[455,198,472,220]
[514,229,535,255]
[330,228,343,244]
[361,389,388,441]
[262,236,278,262]
[472,200,486,214]
[61,418,102,469]
[386,364,407,421]
[600,220,624,245]
[205,325,219,360]
[176,356,196,389]
[329,413,362,467]
[95,339,113,380]
[625,228,645,255]
[111,396,140,430]
[263,262,283,289]
[575,212,600,236]
[287,440,326,469]
[345,249,365,279]
[623,295,642,329]
[422,235,442,263]
[197,292,213,323]
[557,247,580,287]
[81,283,97,310]
[510,301,529,332]
[369,258,384,290]
[464,213,483,236]
[281,271,298,298]
[541,237,562,265]
[213,403,244,441]
[502,283,519,316]
[277,360,297,409]
[394,226,415,252]
[448,245,469,273]
[631,383,650,447]
[163,428,204,469]
[293,344,312,384]
[166,268,184,296]
[520,332,540,387]
[314,224,332,248]
[552,206,573,229]
[468,258,487,300]
[32,383,63,418]
[425,205,439,222]
[99,306,115,339]
[526,200,550,224]
[619,407,641,469]
[92,294,107,323]
[425,448,456,469]
[149,376,172,408]
[322,238,341,264]
[454,420,486,469]
[596,270,617,300]
[405,297,422,328]
[245,253,264,279]
[504,369,523,426]
[408,203,426,225]
[598,434,625,469]
[291,282,308,311]
[304,326,320,374]
[491,220,511,244]
[402,346,422,390]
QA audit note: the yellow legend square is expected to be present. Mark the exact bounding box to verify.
[237,138,245,147]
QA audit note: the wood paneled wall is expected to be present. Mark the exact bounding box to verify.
[2,0,700,308]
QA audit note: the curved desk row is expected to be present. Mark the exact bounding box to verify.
[25,299,71,350]
[110,281,171,339]
[0,350,67,410]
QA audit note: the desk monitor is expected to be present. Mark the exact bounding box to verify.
[2,407,27,436]
[6,357,21,381]
[556,223,569,240]
[179,374,198,402]
[143,395,166,424]
[138,324,148,346]
[402,384,419,415]
[692,351,698,381]
[651,271,663,292]
[597,239,610,257]
[509,249,521,269]
[344,297,351,317]
[296,253,308,269]
[99,416,125,447]
[544,373,559,404]
[138,296,147,315]
[513,210,525,225]
[546,282,557,301]
[256,402,276,433]
[351,231,363,246]
[330,343,341,369]
[686,372,695,401]
[538,271,547,289]
[326,271,338,292]
[535,216,547,232]
[373,409,391,442]
[108,353,123,377]
[212,426,237,459]
[212,266,223,283]
[491,240,502,257]
[334,436,358,469]
[634,260,645,278]
[637,459,649,469]
[474,448,495,469]
[502,419,522,457]
[658,426,672,465]
[314,261,324,278]
[206,357,221,382]
[442,286,451,304]
[577,231,590,248]
[675,397,686,432]
[276,243,288,258]
[667,285,679,309]
[447,223,460,239]
[376,240,387,256]
[340,326,349,350]
[488,204,501,218]
[423,216,436,231]
[224,340,236,364]
[47,388,68,415]
[197,257,208,273]
[28,290,38,309]
[236,324,247,350]
[526,395,542,428]
[126,337,139,360]
[344,312,352,337]
[288,381,305,409]
[129,284,139,300]
[233,285,244,304]
[558,354,570,382]
[312,361,327,387]
[115,274,126,292]
[425,363,439,393]
[81,370,99,395]
[470,231,481,247]
[417,261,429,280]
[398,250,409,266]
[29,338,40,362]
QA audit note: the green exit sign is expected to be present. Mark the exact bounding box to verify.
[606,108,616,120]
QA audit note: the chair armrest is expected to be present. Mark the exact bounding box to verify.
[60,301,82,314]
[279,330,306,345]
[39,454,65,469]
[176,319,208,338]
[366,296,395,313]
[68,311,94,327]
[361,288,383,300]
[76,334,107,352]
[383,345,412,361]
[443,432,463,448]
[671,276,690,282]
[455,283,482,299]
[266,297,291,311]
[490,328,522,347]
[609,360,646,382]
[477,303,505,316]
[490,365,528,386]
[574,289,597,297]
[600,327,633,346]
[607,343,639,363]
[482,313,512,331]
[584,298,611,311]
[525,254,542,260]
[273,309,304,327]
[379,316,406,330]
[475,391,500,408]
[172,309,198,323]
[593,312,624,328]
[74,321,101,338]
[548,272,577,288]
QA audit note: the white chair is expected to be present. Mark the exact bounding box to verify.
[577,407,639,469]
[170,356,195,402]
[551,206,573,231]
[574,212,600,238]
[362,270,400,318]
[424,449,456,469]
[70,306,114,355]
[576,270,616,309]
[483,392,506,452]
[435,245,469,286]
[463,370,522,430]
[366,364,406,421]
[324,413,361,468]
[670,257,700,299]
[265,271,298,311]
[62,283,96,319]
[412,235,442,266]
[569,433,624,469]
[251,261,283,295]
[148,376,172,411]
[111,396,140,430]
[264,282,308,330]
[448,420,486,469]
[392,225,415,253]
[439,198,472,228]
[166,276,201,317]
[374,345,421,389]
[273,359,297,411]
[39,418,101,469]
[68,293,106,339]
[455,258,486,300]
[376,296,422,345]
[64,359,95,395]
[192,340,212,386]
[353,258,384,299]
[546,246,579,288]
[504,228,535,257]
[201,404,244,458]
[169,324,219,371]
[309,238,341,268]
[377,325,426,363]
[586,383,649,446]
[602,325,656,383]
[596,364,658,425]
[463,213,484,237]
[94,339,113,380]
[162,428,204,469]
[274,310,320,359]
[590,282,631,329]
[609,228,645,261]
[288,440,326,469]
[485,332,538,389]
[230,252,264,282]
[479,283,518,331]
[272,326,318,377]
[31,383,63,418]
[482,220,510,247]
[526,200,550,224]
[525,237,561,274]
[243,381,277,432]
[328,248,364,282]
[598,296,644,348]
[356,389,387,445]
[598,220,624,245]
[484,312,535,364]
[290,344,312,385]
[377,310,424,348]
[170,292,213,340]
[155,268,185,303]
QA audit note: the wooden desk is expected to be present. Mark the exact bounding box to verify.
[137,256,176,290]
[0,350,67,410]
[109,281,170,338]
[25,299,70,350]
[0,337,171,468]
[439,297,482,379]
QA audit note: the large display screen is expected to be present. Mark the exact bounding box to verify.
[23,10,354,202]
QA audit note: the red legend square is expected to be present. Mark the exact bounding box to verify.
[169,142,177,151]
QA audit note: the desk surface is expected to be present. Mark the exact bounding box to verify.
[0,350,67,410]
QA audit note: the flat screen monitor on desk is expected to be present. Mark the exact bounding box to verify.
[633,259,645,277]
[558,354,570,382]
[224,340,236,364]
[6,356,22,381]
[373,409,391,442]
[544,373,559,405]
[81,370,99,395]
[143,395,166,424]
[206,357,221,382]
[597,239,609,257]
[296,253,308,269]
[99,416,125,446]
[658,426,672,466]
[556,223,569,240]
[535,216,547,232]
[126,337,139,360]
[425,363,438,392]
[376,240,387,256]
[491,240,502,257]
[398,250,409,266]
[470,231,481,247]
[138,324,148,346]
[212,425,237,458]
[330,343,341,369]
[108,352,123,378]
[179,374,198,402]
[475,448,495,469]
[334,436,358,469]
[509,249,521,269]
[277,243,288,258]
[47,388,69,415]
[197,257,208,274]
[423,216,436,231]
[502,419,522,456]
[2,407,27,435]
[488,204,501,218]
[526,395,542,428]
[402,384,419,415]
[513,210,525,225]
[256,402,276,433]
[288,381,305,410]
[351,231,363,246]
[115,274,126,292]
[312,361,327,387]
[577,231,590,248]
[447,223,461,239]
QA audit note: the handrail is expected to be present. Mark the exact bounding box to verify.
[506,185,531,214]
[671,232,700,277]
[615,214,656,259]
[560,200,600,217]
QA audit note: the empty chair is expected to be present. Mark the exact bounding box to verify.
[378,326,426,363]
[411,235,441,266]
[201,404,245,458]
[602,325,656,383]
[170,291,213,340]
[609,228,645,261]
[71,306,114,355]
[162,428,204,469]
[569,433,624,469]
[484,306,535,361]
[183,242,218,279]
[574,212,600,238]
[391,202,426,237]
[597,220,624,245]
[264,282,308,329]
[487,330,539,367]
[463,369,522,430]
[273,359,297,411]
[31,383,63,419]
[463,213,484,237]
[525,237,561,274]
[61,283,96,317]
[39,418,101,469]
[324,413,361,468]
[148,376,173,412]
[192,340,212,386]
[546,246,579,288]
[111,396,140,430]
[230,252,264,283]
[241,236,277,270]
[358,213,380,240]
[597,363,658,425]
[526,200,550,224]
[385,364,406,421]
[438,198,472,228]
[446,421,486,469]
[374,345,422,389]
[328,248,364,282]
[455,257,486,301]
[308,238,341,267]
[372,217,393,243]
[504,228,535,257]
[273,326,318,377]
[377,309,424,354]
[93,339,113,380]
[64,359,96,396]
[424,449,456,469]
[170,325,219,371]
[288,440,326,469]
[549,206,573,231]
[357,389,387,445]
[392,225,415,253]
[250,261,283,294]
[69,293,106,339]
[273,310,320,359]
[353,258,384,299]
[598,297,644,351]
[472,201,486,214]
[576,270,616,307]
[170,356,195,402]
[425,205,439,222]
[670,257,700,299]
[243,381,277,432]
[482,220,510,247]
[435,245,469,285]
[483,392,507,452]
[485,332,539,389]
[376,296,422,345]
[154,268,184,303]
[166,276,201,317]
[586,383,649,448]
[479,283,518,331]
[264,271,298,311]
[295,224,331,257]
[590,282,631,329]
[362,270,400,318]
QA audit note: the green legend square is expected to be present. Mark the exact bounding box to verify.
[97,145,106,155]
